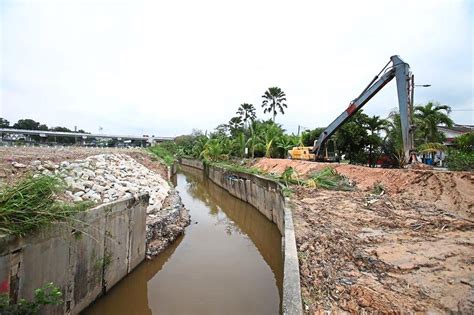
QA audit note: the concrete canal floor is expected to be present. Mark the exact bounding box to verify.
[83,165,283,314]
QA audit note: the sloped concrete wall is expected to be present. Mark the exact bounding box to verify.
[180,158,204,170]
[180,158,302,315]
[0,194,148,315]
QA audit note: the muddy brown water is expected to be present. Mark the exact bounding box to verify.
[83,165,283,315]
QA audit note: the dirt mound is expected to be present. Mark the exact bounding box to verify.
[251,158,473,218]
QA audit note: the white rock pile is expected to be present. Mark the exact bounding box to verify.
[27,154,170,213]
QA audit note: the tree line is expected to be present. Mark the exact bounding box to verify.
[0,118,88,144]
[156,86,472,170]
[0,118,87,133]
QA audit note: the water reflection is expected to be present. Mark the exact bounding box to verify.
[83,166,282,315]
[82,236,183,315]
[181,165,284,297]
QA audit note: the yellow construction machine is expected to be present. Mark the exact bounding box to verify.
[287,146,315,161]
[288,139,337,161]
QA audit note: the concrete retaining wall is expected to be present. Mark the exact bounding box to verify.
[167,161,179,180]
[180,158,302,315]
[0,194,149,315]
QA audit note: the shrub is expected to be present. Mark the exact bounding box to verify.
[0,175,91,237]
[446,150,474,172]
[306,167,354,191]
[281,166,300,186]
[0,282,62,315]
[371,181,385,195]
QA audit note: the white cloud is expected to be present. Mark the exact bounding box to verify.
[1,0,472,136]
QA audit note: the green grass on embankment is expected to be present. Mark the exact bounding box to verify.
[148,143,355,193]
[0,175,92,237]
[149,143,177,166]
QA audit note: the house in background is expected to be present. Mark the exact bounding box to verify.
[438,124,474,146]
[420,124,473,166]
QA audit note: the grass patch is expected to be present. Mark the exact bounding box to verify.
[0,175,92,237]
[149,144,176,166]
[306,167,354,191]
[209,160,265,176]
[371,181,385,195]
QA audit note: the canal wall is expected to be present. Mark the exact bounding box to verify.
[0,194,148,315]
[180,158,303,315]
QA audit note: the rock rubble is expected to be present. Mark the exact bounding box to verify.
[27,153,171,213]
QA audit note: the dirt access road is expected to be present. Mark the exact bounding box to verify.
[252,158,473,314]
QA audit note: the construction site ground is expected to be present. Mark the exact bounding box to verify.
[252,158,473,314]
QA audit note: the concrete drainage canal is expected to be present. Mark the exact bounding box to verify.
[83,165,283,314]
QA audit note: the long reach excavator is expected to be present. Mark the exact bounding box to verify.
[289,55,416,164]
[314,55,415,163]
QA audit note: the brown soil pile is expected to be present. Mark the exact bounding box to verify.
[250,158,474,313]
[252,158,473,218]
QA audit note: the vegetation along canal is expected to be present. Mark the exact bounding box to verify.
[83,165,283,314]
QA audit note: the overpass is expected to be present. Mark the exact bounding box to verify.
[0,128,174,145]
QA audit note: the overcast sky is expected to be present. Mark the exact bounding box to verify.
[0,0,472,137]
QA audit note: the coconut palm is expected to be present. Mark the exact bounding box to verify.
[262,87,287,122]
[414,102,453,144]
[236,103,256,129]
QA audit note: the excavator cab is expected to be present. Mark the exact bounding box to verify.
[314,138,337,162]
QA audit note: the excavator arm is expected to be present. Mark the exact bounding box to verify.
[313,55,414,164]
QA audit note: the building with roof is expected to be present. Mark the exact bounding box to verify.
[438,124,473,146]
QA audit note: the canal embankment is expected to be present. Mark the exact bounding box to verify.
[0,194,149,315]
[180,158,303,315]
[0,148,189,314]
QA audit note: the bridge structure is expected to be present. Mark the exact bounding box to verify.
[0,128,174,147]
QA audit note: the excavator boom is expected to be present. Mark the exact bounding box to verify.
[313,55,414,164]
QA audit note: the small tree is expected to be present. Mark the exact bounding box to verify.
[228,117,244,137]
[414,101,453,144]
[0,118,10,128]
[334,112,369,164]
[236,103,256,130]
[13,119,41,130]
[363,115,388,167]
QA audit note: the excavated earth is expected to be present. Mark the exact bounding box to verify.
[251,158,474,314]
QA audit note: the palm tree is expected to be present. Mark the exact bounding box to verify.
[414,102,453,144]
[385,111,405,167]
[262,87,287,122]
[228,116,243,134]
[363,115,388,167]
[236,103,256,129]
